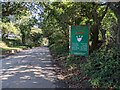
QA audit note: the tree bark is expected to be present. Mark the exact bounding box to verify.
[90,25,99,51]
[22,34,25,45]
[118,17,120,44]
[90,3,109,52]
[109,2,120,44]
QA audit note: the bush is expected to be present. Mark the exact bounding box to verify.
[0,41,8,48]
[49,42,69,55]
[29,29,43,47]
[81,44,120,88]
[5,38,22,47]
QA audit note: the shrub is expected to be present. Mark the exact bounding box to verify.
[0,41,8,48]
[6,38,22,47]
[49,41,69,55]
[29,29,43,47]
[81,44,120,88]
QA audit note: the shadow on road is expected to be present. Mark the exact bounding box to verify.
[1,47,67,88]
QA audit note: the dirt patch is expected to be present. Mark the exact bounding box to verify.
[51,52,91,88]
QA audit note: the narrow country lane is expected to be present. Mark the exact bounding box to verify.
[0,47,66,88]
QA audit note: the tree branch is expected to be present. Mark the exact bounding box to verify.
[100,3,109,21]
[109,2,120,18]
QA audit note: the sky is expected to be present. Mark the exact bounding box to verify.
[25,2,44,22]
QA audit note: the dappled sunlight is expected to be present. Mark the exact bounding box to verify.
[20,75,31,80]
[2,1,119,88]
[33,81,38,84]
[0,74,14,80]
[5,62,11,65]
[42,67,56,70]
[41,60,52,63]
[2,64,58,81]
[12,55,30,59]
[1,47,63,88]
[39,58,46,61]
[1,64,58,87]
[46,55,52,58]
[16,65,28,68]
[14,55,29,58]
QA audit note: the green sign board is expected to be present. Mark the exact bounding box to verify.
[70,25,89,56]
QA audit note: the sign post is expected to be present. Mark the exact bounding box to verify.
[70,25,89,56]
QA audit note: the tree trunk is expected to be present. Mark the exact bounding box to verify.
[22,34,25,45]
[90,3,109,52]
[118,17,120,44]
[91,25,99,51]
[2,33,8,41]
[2,33,5,41]
[109,2,120,44]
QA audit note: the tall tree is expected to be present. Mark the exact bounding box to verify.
[42,2,110,52]
[109,2,120,44]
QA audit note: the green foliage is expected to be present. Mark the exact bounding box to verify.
[42,2,112,55]
[5,38,22,47]
[66,56,78,67]
[0,21,18,39]
[81,44,120,88]
[18,14,35,45]
[1,2,120,88]
[2,2,27,16]
[29,28,43,47]
[0,41,8,48]
[49,40,68,55]
[2,22,18,33]
[0,41,27,55]
[100,9,118,42]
